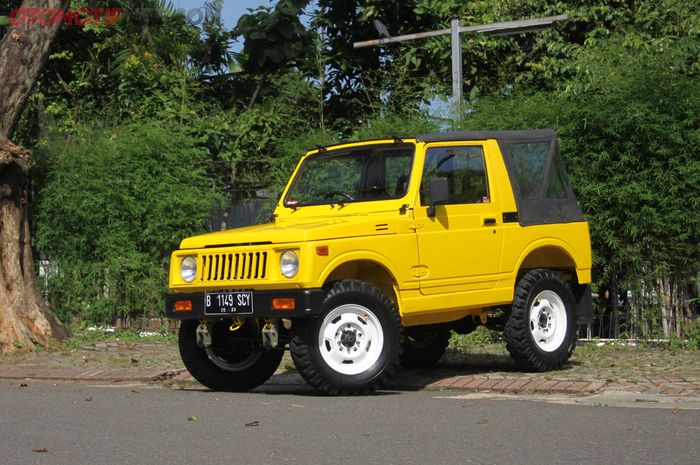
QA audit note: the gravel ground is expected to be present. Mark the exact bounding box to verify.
[440,343,700,384]
[2,337,698,386]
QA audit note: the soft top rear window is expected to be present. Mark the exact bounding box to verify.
[500,138,584,226]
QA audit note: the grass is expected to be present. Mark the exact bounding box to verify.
[443,327,700,382]
[48,326,177,352]
[449,326,503,351]
[449,326,700,354]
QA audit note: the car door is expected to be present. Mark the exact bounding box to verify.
[414,143,504,294]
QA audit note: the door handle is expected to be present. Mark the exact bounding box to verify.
[483,217,497,226]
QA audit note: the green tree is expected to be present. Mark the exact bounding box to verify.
[234,0,311,108]
[0,0,70,353]
[460,31,700,337]
[312,0,673,131]
[35,121,218,323]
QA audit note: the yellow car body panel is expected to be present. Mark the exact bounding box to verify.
[167,133,592,327]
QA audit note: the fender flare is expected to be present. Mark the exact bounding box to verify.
[513,238,583,280]
[317,250,402,287]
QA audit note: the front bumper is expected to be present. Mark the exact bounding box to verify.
[165,288,325,320]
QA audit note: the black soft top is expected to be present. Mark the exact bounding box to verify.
[416,129,556,143]
[419,129,584,227]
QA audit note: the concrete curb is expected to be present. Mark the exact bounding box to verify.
[0,367,180,383]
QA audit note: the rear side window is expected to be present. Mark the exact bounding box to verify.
[420,146,490,205]
[508,142,549,199]
[545,153,568,198]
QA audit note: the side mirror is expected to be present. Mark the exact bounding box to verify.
[427,177,449,217]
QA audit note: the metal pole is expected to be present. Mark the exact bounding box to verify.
[352,14,568,122]
[450,17,463,120]
[352,15,568,49]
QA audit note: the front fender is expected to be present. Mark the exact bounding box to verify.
[317,250,403,287]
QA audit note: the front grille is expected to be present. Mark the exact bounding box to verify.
[200,252,268,282]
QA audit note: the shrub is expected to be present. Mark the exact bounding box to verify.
[685,318,700,350]
[35,120,218,323]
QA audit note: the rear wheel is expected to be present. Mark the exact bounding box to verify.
[504,269,576,371]
[290,280,403,395]
[178,319,283,391]
[400,326,450,369]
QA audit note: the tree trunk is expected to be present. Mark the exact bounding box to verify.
[659,276,672,338]
[246,68,270,109]
[674,278,683,338]
[609,254,619,339]
[0,0,71,353]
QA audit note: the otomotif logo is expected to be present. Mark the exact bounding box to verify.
[8,7,123,27]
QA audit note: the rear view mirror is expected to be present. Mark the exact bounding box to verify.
[428,177,449,217]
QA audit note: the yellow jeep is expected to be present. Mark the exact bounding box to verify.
[165,129,593,394]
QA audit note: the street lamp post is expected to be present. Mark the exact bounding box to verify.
[354,14,568,119]
[450,17,463,114]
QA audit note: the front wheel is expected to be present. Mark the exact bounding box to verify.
[504,269,576,371]
[178,319,283,391]
[290,280,403,395]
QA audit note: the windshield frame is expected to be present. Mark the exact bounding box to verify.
[283,142,416,208]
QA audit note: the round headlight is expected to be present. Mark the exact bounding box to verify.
[280,250,299,278]
[180,256,197,283]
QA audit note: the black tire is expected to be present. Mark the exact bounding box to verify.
[400,326,450,369]
[566,330,579,359]
[290,280,403,395]
[451,315,479,335]
[178,319,283,392]
[504,269,576,371]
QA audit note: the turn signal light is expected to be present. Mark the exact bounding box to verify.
[272,298,295,310]
[174,300,192,311]
[315,246,329,256]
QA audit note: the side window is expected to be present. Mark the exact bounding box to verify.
[508,142,549,199]
[420,146,490,205]
[545,153,568,198]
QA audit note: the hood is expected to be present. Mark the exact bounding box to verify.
[179,216,397,249]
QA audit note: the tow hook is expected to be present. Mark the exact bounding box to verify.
[262,320,279,350]
[196,321,212,348]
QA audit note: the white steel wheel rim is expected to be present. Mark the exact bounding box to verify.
[318,303,384,375]
[529,290,567,352]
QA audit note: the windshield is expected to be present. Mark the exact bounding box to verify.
[284,143,414,207]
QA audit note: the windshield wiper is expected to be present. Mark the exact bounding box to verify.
[323,190,354,207]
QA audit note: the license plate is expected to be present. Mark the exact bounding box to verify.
[204,292,254,315]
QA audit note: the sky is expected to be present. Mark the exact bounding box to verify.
[170,0,280,51]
